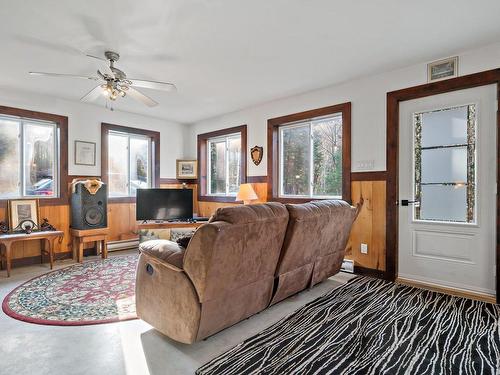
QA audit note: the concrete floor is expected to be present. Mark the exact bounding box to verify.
[0,251,352,375]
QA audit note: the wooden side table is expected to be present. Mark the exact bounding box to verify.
[0,231,64,277]
[70,228,109,263]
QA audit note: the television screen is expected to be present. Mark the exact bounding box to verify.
[136,188,193,221]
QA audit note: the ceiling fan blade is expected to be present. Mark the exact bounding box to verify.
[80,85,104,102]
[86,54,114,77]
[126,87,158,107]
[29,72,100,81]
[85,53,106,62]
[128,78,177,92]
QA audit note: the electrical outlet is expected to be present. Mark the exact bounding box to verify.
[360,243,368,254]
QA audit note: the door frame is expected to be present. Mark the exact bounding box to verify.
[386,68,500,303]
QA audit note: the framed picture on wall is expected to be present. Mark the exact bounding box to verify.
[427,56,458,82]
[74,140,96,166]
[176,160,198,179]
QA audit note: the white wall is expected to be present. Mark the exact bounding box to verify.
[0,88,184,177]
[184,42,500,176]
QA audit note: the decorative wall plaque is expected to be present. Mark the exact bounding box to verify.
[250,146,263,166]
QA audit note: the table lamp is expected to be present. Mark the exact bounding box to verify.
[236,183,258,205]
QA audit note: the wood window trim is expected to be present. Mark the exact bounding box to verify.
[385,68,500,303]
[267,102,351,204]
[0,105,68,208]
[197,125,247,203]
[101,122,160,203]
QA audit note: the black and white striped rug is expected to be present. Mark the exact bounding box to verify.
[196,277,500,375]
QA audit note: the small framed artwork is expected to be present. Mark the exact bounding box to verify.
[75,140,96,166]
[176,160,198,179]
[427,56,458,82]
[8,199,40,232]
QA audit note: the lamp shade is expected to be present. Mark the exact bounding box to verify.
[236,183,258,204]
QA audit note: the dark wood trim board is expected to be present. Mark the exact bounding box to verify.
[197,125,247,203]
[0,105,69,208]
[101,122,161,203]
[267,102,352,204]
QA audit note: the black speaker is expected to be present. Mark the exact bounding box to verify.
[71,183,108,230]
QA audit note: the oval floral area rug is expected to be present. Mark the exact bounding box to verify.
[2,255,138,326]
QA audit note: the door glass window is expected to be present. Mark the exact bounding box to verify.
[414,104,476,223]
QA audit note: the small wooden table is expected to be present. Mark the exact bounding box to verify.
[0,231,64,277]
[70,228,108,263]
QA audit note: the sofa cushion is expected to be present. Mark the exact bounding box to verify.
[139,240,185,269]
[211,202,287,225]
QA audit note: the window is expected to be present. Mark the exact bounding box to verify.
[101,123,160,200]
[208,133,241,196]
[268,103,351,202]
[0,107,67,201]
[413,104,476,223]
[198,125,247,202]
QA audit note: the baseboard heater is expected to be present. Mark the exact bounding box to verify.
[341,258,354,273]
[107,239,139,252]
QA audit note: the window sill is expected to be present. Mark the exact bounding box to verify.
[0,196,68,208]
[198,195,241,203]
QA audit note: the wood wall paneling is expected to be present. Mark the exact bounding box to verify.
[346,181,386,271]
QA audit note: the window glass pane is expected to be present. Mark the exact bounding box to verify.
[421,106,467,148]
[421,147,467,183]
[24,123,55,197]
[281,125,310,196]
[209,140,226,194]
[108,134,129,196]
[130,137,150,196]
[419,184,467,222]
[312,115,342,197]
[0,119,20,197]
[227,137,241,194]
[414,104,475,223]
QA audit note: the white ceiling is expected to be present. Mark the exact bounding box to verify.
[1,0,500,124]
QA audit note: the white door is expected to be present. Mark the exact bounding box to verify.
[398,84,497,297]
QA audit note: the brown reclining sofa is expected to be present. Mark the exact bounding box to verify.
[135,200,358,344]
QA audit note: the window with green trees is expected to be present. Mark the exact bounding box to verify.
[279,113,343,198]
[207,133,241,196]
[0,116,58,198]
[108,131,151,197]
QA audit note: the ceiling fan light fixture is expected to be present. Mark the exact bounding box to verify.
[30,50,172,108]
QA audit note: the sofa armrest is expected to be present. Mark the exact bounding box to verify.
[139,239,185,269]
[135,252,201,344]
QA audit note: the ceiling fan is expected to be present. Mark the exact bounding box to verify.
[29,51,176,108]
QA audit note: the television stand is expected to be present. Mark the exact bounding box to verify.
[137,221,205,230]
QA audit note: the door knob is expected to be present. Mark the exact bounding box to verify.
[401,199,419,206]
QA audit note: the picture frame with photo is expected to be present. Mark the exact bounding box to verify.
[176,160,198,179]
[427,56,458,82]
[74,140,96,166]
[7,199,40,233]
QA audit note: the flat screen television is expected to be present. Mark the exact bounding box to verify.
[136,188,193,221]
